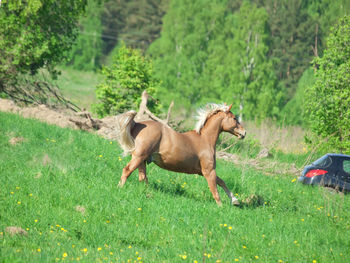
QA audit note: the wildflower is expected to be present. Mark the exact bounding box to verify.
[56,224,60,227]
[301,219,305,222]
[106,220,110,223]
[243,246,247,249]
[72,245,76,248]
[17,201,21,205]
[98,247,102,251]
[81,248,87,253]
[278,260,283,262]
[137,257,142,261]
[223,224,227,227]
[34,219,38,223]
[10,192,14,194]
[138,208,142,211]
[110,142,113,144]
[228,226,233,230]
[63,253,68,258]
[109,252,113,255]
[313,260,317,263]
[235,259,239,262]
[128,245,132,249]
[37,248,41,252]
[262,234,265,238]
[83,219,87,223]
[99,155,103,158]
[194,261,198,263]
[29,193,33,196]
[16,186,20,190]
[255,256,259,259]
[291,179,296,183]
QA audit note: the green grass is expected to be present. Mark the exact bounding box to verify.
[1,111,350,263]
[55,67,103,111]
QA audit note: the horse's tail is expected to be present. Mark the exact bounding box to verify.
[115,110,137,156]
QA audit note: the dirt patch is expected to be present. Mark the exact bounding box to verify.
[5,226,28,236]
[42,154,52,166]
[75,205,86,215]
[9,136,25,145]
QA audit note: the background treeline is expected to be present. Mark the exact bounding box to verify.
[68,0,348,125]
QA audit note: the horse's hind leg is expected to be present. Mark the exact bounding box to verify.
[118,155,145,187]
[138,161,148,184]
[216,176,239,206]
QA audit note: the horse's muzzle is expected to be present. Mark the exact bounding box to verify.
[238,130,246,139]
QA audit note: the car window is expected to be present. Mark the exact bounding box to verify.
[312,155,332,168]
[343,160,350,174]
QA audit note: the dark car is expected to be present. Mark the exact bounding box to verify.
[298,153,350,192]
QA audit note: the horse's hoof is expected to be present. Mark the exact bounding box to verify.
[232,199,240,206]
[118,181,125,188]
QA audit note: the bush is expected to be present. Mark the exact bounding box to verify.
[94,44,162,117]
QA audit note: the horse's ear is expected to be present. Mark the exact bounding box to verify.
[228,104,232,112]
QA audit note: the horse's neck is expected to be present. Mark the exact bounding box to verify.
[200,115,223,148]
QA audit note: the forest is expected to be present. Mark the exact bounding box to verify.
[0,0,349,153]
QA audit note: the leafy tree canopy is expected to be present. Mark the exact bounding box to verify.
[305,15,350,153]
[0,0,87,89]
[94,44,162,117]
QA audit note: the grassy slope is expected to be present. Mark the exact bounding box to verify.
[55,67,102,111]
[1,111,349,263]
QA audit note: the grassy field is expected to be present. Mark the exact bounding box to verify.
[1,111,350,263]
[55,67,102,111]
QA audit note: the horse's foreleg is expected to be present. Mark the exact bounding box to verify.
[203,169,222,206]
[216,176,240,206]
[118,156,144,187]
[138,161,148,184]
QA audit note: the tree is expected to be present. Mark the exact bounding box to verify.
[66,0,103,71]
[94,44,162,117]
[0,0,87,91]
[101,0,168,55]
[305,15,350,154]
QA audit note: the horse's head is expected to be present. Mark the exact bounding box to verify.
[221,104,246,139]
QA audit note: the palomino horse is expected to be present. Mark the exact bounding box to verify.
[115,103,246,206]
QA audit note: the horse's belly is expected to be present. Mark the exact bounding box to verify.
[151,153,201,174]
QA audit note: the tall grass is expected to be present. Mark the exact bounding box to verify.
[1,111,349,262]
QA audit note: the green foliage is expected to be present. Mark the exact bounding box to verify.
[1,111,350,262]
[149,1,283,119]
[281,68,315,126]
[101,0,169,55]
[66,0,103,71]
[0,0,87,88]
[94,44,162,117]
[305,15,350,154]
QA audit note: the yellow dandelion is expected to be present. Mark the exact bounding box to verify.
[255,256,259,259]
[106,220,110,223]
[110,142,113,144]
[17,201,21,205]
[291,179,296,183]
[262,234,265,238]
[109,252,113,255]
[312,260,317,263]
[72,244,75,248]
[194,261,198,263]
[235,259,239,262]
[61,228,65,231]
[207,254,211,258]
[98,247,102,251]
[294,240,298,244]
[278,260,283,263]
[128,245,132,249]
[301,219,305,222]
[99,155,103,157]
[34,219,38,223]
[56,224,60,227]
[182,255,187,259]
[29,193,33,197]
[37,248,41,252]
[138,208,142,211]
[137,257,142,261]
[26,228,29,231]
[63,252,68,258]
[228,226,233,230]
[223,224,227,227]
[243,245,247,249]
[16,186,20,190]
[83,219,87,223]
[10,192,14,194]
[82,248,87,253]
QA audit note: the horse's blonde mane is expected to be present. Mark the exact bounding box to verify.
[194,103,230,134]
